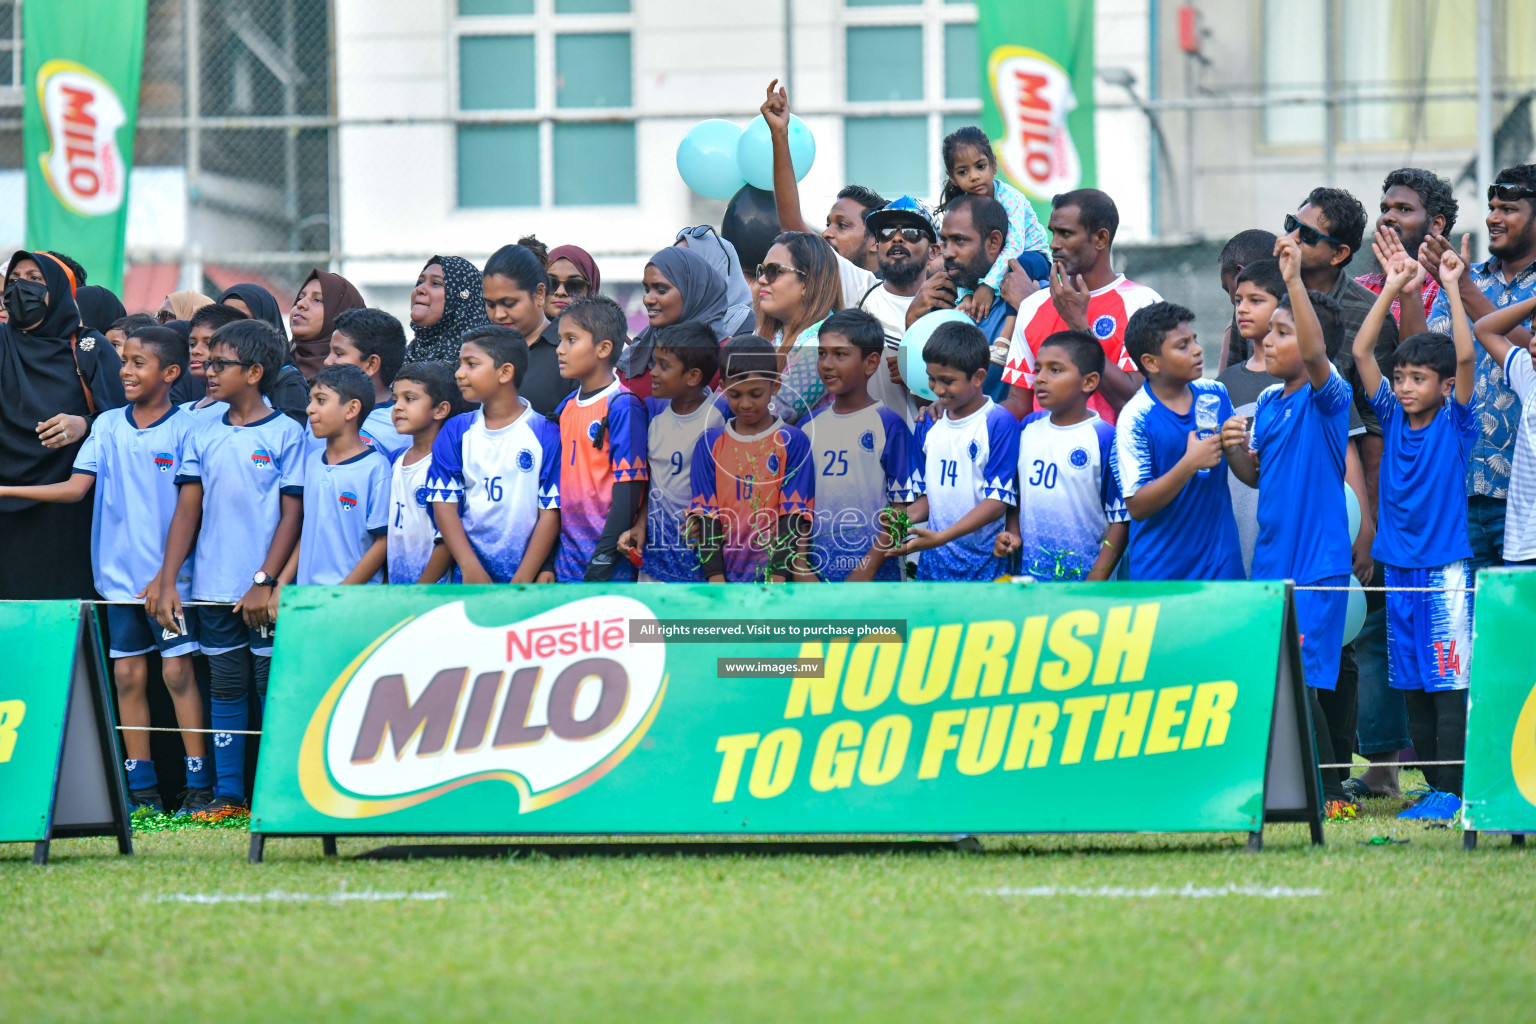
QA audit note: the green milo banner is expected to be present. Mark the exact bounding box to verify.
[1463,569,1536,838]
[977,0,1096,224]
[252,582,1317,843]
[23,0,149,296]
[0,601,131,862]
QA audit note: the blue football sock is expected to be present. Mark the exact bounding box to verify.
[184,754,212,788]
[209,697,248,802]
[125,758,157,790]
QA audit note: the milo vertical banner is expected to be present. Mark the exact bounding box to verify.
[977,0,1096,223]
[251,582,1320,850]
[23,0,148,295]
[1463,570,1536,837]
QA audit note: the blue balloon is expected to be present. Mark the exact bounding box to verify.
[737,114,816,192]
[1342,576,1366,645]
[899,309,973,402]
[1345,484,1361,544]
[677,120,746,200]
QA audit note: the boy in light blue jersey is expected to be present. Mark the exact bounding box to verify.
[1114,302,1243,581]
[319,307,410,458]
[624,322,725,582]
[1222,237,1357,805]
[428,324,562,584]
[387,361,465,584]
[803,309,914,581]
[994,331,1128,581]
[181,303,249,422]
[272,366,391,600]
[151,320,305,814]
[0,326,213,815]
[1354,247,1478,815]
[902,321,1019,581]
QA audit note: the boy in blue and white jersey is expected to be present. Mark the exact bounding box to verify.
[902,321,1019,581]
[1353,247,1478,813]
[1221,239,1356,803]
[626,322,725,582]
[274,366,392,594]
[428,324,561,584]
[0,326,212,815]
[1114,302,1243,581]
[319,307,409,458]
[386,361,464,584]
[802,310,914,581]
[152,320,305,814]
[994,331,1127,581]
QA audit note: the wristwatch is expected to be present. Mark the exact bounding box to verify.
[253,570,279,588]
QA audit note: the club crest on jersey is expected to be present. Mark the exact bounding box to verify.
[586,420,602,442]
[251,449,273,468]
[414,485,430,508]
[859,430,876,453]
[967,440,980,463]
[360,429,377,448]
[766,452,781,474]
[517,448,535,472]
[1069,446,1089,469]
[339,491,359,511]
[1092,314,1117,340]
[154,452,175,472]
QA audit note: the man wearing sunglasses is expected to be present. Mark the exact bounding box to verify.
[1422,165,1536,574]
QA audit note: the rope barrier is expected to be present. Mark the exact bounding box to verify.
[1319,760,1465,768]
[117,725,263,736]
[1293,585,1474,593]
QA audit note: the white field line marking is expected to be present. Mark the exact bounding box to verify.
[148,890,449,905]
[985,883,1323,899]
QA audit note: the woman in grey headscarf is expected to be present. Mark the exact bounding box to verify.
[617,245,753,399]
[675,224,754,310]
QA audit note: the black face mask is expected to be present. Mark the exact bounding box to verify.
[4,278,49,331]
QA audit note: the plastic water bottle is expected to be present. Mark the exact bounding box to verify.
[1194,393,1221,478]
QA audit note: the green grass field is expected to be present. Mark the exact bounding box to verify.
[3,779,1532,1023]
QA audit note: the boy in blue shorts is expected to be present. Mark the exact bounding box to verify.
[322,307,410,458]
[993,330,1127,581]
[553,296,649,582]
[270,365,392,608]
[428,324,561,584]
[387,361,465,584]
[1353,247,1478,817]
[1114,303,1242,580]
[0,325,212,815]
[622,322,725,582]
[901,321,1019,580]
[1221,236,1356,807]
[804,309,914,581]
[150,320,305,814]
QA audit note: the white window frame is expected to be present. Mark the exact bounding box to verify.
[0,0,23,105]
[450,0,637,209]
[839,0,982,201]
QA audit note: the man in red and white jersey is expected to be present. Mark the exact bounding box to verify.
[1001,189,1161,425]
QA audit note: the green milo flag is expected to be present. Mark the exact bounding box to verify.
[1463,570,1536,834]
[23,0,148,296]
[252,581,1314,838]
[977,0,1096,225]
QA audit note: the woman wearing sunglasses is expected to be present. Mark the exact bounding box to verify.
[755,231,843,425]
[543,245,601,320]
[617,245,753,399]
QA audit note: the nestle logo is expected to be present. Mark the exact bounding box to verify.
[507,617,625,661]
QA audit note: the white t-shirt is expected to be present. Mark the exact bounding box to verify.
[388,451,443,584]
[835,251,919,426]
[1501,348,1536,561]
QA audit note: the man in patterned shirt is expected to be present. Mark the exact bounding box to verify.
[1423,164,1536,571]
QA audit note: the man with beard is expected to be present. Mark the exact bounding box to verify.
[1356,168,1458,325]
[1000,189,1160,424]
[1423,163,1536,572]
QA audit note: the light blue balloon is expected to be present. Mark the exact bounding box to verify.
[899,309,973,402]
[737,114,816,192]
[677,120,746,200]
[1345,484,1361,544]
[1342,576,1366,645]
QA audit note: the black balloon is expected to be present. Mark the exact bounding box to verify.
[721,185,780,280]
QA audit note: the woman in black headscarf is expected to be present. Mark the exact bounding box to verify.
[0,251,127,599]
[216,281,311,424]
[218,282,287,336]
[406,255,491,365]
[75,285,127,335]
